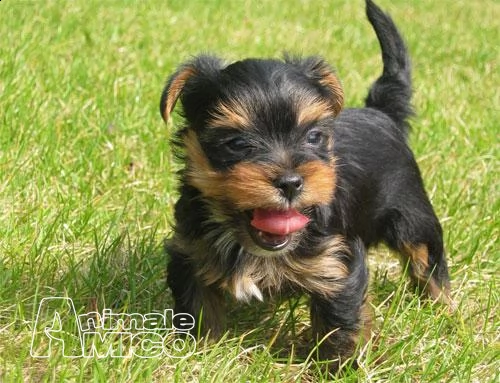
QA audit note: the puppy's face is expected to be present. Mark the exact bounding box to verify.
[161,55,343,256]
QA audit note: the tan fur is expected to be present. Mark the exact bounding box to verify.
[349,296,373,347]
[183,130,279,207]
[208,100,252,129]
[183,129,223,195]
[296,99,335,126]
[184,130,336,211]
[318,69,344,116]
[226,236,349,300]
[223,163,284,209]
[402,243,452,305]
[183,132,283,209]
[296,160,336,207]
[172,234,348,301]
[161,66,197,121]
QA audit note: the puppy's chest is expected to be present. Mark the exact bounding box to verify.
[181,236,349,303]
[220,257,295,302]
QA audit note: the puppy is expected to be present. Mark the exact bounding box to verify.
[159,0,451,368]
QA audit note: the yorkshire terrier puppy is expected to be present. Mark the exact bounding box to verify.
[159,0,451,368]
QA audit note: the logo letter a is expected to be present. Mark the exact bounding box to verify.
[30,297,84,358]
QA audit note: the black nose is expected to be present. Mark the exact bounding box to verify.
[273,173,304,201]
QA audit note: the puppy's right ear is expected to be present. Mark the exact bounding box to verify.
[160,64,197,122]
[159,55,225,122]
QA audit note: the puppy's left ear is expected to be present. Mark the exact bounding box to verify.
[286,56,344,116]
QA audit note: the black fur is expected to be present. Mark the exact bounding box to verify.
[310,238,369,368]
[365,0,413,132]
[332,0,450,292]
[160,0,451,370]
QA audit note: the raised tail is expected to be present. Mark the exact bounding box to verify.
[365,0,413,134]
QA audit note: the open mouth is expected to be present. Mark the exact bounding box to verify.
[248,208,310,251]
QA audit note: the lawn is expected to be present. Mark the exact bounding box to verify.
[0,0,498,381]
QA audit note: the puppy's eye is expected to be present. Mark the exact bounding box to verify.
[225,136,249,153]
[306,130,325,146]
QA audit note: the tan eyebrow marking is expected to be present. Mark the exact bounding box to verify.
[208,100,252,129]
[296,99,335,126]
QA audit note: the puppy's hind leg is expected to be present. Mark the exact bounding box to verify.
[380,203,452,306]
[400,239,452,306]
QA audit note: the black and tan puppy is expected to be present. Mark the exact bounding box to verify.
[160,0,451,367]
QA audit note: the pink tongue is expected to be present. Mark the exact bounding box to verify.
[250,209,310,235]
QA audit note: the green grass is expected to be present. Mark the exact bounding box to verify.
[0,0,498,381]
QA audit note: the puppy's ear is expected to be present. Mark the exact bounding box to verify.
[159,55,225,122]
[160,64,197,122]
[286,56,344,116]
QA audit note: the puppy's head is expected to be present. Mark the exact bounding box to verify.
[160,54,343,256]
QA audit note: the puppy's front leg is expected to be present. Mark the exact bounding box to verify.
[309,239,370,369]
[167,248,226,338]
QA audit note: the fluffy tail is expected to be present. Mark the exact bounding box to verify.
[365,0,413,134]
